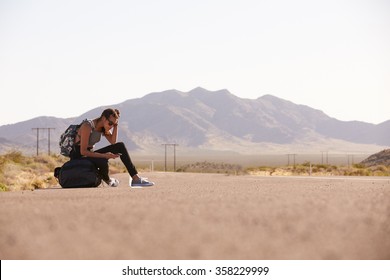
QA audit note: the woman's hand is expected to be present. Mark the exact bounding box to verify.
[105,152,120,159]
[104,122,118,144]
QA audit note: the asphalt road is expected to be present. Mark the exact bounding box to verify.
[1,172,389,259]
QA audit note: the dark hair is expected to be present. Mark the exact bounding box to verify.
[101,108,120,119]
[99,108,120,134]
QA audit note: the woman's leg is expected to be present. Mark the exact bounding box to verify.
[86,157,110,182]
[70,145,110,182]
[94,142,138,177]
[95,142,154,187]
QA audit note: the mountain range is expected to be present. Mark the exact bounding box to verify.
[0,87,389,155]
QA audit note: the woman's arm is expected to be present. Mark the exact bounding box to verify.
[79,123,116,159]
[104,123,118,144]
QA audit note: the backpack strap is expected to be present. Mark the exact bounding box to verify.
[75,119,94,145]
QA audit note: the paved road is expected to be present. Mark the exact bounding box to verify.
[1,172,389,259]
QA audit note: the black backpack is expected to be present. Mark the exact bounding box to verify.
[59,119,90,157]
[54,159,101,188]
[59,124,81,157]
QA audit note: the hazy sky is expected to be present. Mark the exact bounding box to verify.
[1,0,389,126]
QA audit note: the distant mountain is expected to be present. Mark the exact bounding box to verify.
[0,87,388,155]
[0,116,78,154]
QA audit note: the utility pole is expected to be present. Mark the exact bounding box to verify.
[173,143,178,172]
[47,128,55,155]
[321,151,328,165]
[162,143,179,172]
[287,154,297,167]
[32,128,41,156]
[163,144,167,171]
[32,127,55,156]
[347,154,354,168]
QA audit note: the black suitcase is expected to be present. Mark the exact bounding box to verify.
[54,159,101,188]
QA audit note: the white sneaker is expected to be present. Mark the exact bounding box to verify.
[105,178,119,187]
[131,177,154,188]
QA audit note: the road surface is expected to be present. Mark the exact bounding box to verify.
[1,172,389,259]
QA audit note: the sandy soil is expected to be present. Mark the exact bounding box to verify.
[0,172,389,260]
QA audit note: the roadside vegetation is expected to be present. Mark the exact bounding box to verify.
[246,162,390,177]
[0,151,125,192]
[179,161,389,177]
[177,161,244,175]
[0,151,67,191]
[0,152,389,192]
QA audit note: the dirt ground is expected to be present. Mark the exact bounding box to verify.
[0,172,389,260]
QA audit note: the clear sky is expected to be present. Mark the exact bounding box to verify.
[0,0,389,126]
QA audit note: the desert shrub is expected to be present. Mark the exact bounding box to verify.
[178,161,243,175]
[369,165,390,176]
[3,151,24,164]
[0,152,68,191]
[247,166,273,172]
[350,169,371,176]
[245,163,385,177]
[246,166,276,175]
[353,163,365,169]
[315,164,329,170]
[31,178,45,189]
[0,183,7,192]
[373,165,388,172]
[293,165,308,174]
[327,165,337,172]
[258,166,271,171]
[311,166,319,173]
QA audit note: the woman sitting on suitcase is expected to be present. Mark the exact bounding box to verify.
[70,108,154,187]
